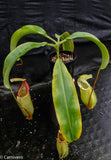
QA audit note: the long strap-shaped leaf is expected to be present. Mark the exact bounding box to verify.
[3,42,47,89]
[52,58,82,142]
[10,25,48,51]
[67,32,110,70]
[67,32,110,109]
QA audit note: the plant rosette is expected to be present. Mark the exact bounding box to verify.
[3,25,110,159]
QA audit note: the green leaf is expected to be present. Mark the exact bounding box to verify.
[52,58,82,142]
[60,32,74,52]
[67,32,110,70]
[10,25,47,51]
[3,42,47,88]
[55,33,60,39]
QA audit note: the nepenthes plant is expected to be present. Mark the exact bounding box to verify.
[3,25,110,159]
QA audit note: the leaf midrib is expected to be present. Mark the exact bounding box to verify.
[58,59,73,139]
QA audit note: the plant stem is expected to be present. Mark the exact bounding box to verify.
[56,36,60,58]
[59,39,67,45]
[47,43,56,48]
[56,44,60,58]
[45,35,56,44]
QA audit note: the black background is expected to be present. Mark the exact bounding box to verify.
[0,0,111,83]
[0,1,111,160]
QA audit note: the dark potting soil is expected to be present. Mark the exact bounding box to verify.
[51,53,73,63]
[0,65,111,160]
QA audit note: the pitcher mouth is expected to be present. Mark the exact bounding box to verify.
[57,132,66,143]
[17,80,29,97]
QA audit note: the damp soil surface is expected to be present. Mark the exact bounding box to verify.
[0,65,111,160]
